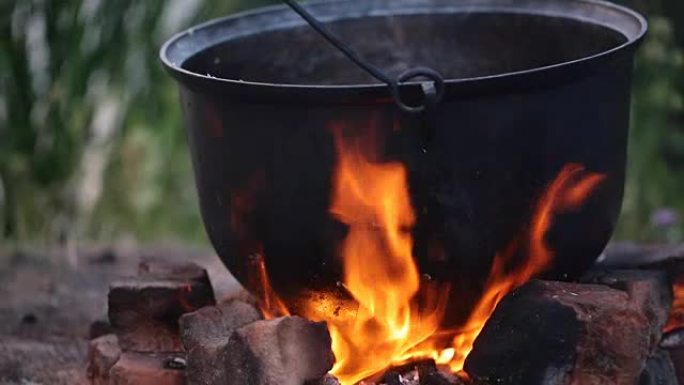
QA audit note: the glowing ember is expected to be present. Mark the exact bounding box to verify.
[250,124,605,384]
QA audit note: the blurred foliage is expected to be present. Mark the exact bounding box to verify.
[0,0,275,245]
[615,8,684,243]
[0,0,682,245]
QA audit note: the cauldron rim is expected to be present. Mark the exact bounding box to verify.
[160,0,647,101]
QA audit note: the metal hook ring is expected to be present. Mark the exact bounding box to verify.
[391,67,446,114]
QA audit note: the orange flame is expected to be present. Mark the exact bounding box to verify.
[248,120,605,384]
[309,123,450,385]
[448,164,605,371]
[249,252,290,319]
[665,280,684,332]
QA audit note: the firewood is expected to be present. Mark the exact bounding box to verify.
[417,362,465,385]
[383,371,404,385]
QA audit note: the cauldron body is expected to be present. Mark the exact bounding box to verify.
[161,0,647,307]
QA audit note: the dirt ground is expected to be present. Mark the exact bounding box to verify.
[0,244,241,385]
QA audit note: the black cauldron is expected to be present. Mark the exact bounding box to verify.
[161,0,647,309]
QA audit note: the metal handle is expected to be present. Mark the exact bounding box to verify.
[281,0,445,114]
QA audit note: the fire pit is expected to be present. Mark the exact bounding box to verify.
[158,0,649,384]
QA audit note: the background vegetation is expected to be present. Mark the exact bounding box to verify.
[0,0,683,247]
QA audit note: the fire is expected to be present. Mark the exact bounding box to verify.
[665,279,684,332]
[249,122,605,384]
[248,252,290,319]
[448,164,605,371]
[314,123,450,384]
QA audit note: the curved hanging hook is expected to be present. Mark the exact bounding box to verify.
[281,0,445,114]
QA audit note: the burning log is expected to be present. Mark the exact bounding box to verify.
[108,259,215,352]
[179,300,263,385]
[599,243,684,268]
[221,316,335,385]
[415,362,466,385]
[379,360,465,385]
[464,279,665,385]
[417,371,464,385]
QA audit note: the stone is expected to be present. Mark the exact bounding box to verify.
[86,334,122,385]
[465,280,657,385]
[582,269,672,349]
[179,299,262,351]
[179,300,263,385]
[639,349,677,385]
[419,371,465,385]
[662,328,684,349]
[668,347,684,385]
[222,316,335,385]
[109,352,185,385]
[108,259,215,352]
[89,319,114,340]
